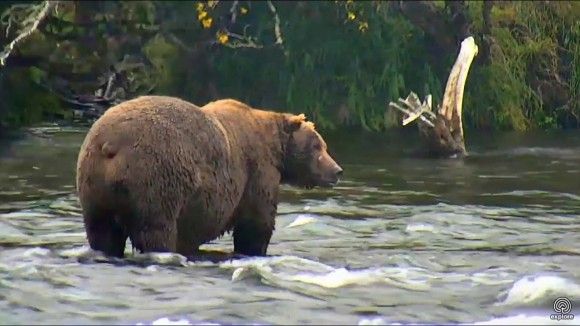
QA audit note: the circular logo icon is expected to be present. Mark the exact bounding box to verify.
[553,297,572,314]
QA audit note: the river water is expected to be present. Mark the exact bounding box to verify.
[0,125,579,325]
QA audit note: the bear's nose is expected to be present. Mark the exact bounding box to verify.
[334,166,343,177]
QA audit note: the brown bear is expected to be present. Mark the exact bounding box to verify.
[76,96,343,258]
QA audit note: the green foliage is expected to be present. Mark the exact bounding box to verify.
[567,20,580,126]
[213,2,440,131]
[207,1,580,131]
[1,67,68,127]
[143,34,183,95]
[464,1,580,131]
[1,0,578,132]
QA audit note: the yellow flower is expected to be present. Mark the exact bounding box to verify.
[202,17,213,29]
[347,11,356,21]
[240,6,248,15]
[217,31,229,44]
[196,2,204,11]
[198,10,208,21]
[358,21,368,32]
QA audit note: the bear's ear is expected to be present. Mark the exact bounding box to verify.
[286,113,306,133]
[304,121,315,130]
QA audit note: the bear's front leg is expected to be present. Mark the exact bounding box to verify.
[233,217,273,256]
[233,183,278,256]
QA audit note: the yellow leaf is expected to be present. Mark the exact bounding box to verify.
[348,12,356,20]
[358,21,368,32]
[240,6,248,14]
[207,0,218,9]
[198,11,208,20]
[196,2,204,11]
[202,17,213,29]
[217,31,229,44]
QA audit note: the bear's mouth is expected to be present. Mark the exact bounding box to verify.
[318,179,339,188]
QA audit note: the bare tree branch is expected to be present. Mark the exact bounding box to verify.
[267,0,283,46]
[222,31,263,49]
[4,15,12,38]
[0,0,55,67]
[1,3,41,39]
[229,0,239,25]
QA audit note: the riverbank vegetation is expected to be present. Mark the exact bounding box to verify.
[0,1,578,133]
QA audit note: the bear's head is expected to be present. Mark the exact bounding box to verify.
[281,113,343,189]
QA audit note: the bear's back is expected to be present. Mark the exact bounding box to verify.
[80,95,230,176]
[86,96,219,146]
[103,95,204,124]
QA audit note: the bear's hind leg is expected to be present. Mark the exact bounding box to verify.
[233,218,273,256]
[83,209,128,258]
[129,217,178,254]
[176,217,200,257]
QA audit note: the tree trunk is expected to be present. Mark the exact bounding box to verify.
[389,36,479,158]
[480,0,494,65]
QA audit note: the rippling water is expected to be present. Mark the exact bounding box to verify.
[0,125,579,325]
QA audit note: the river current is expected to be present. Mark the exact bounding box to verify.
[0,125,579,325]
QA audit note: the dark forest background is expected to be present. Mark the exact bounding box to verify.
[0,1,578,133]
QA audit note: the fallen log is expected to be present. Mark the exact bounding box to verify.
[389,36,478,158]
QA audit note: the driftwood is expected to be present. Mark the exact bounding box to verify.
[38,66,140,121]
[389,36,479,158]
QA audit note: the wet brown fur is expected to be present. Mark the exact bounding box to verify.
[76,96,342,257]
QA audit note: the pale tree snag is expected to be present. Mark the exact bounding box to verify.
[389,36,479,158]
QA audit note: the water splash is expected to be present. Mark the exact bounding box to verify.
[473,313,578,325]
[358,314,579,326]
[497,274,580,307]
[137,317,216,325]
[222,255,431,292]
[286,215,317,228]
[405,223,436,233]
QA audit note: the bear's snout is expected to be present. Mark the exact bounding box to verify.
[328,163,343,185]
[317,154,343,187]
[333,165,343,178]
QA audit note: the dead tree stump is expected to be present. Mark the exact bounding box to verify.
[389,36,479,158]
